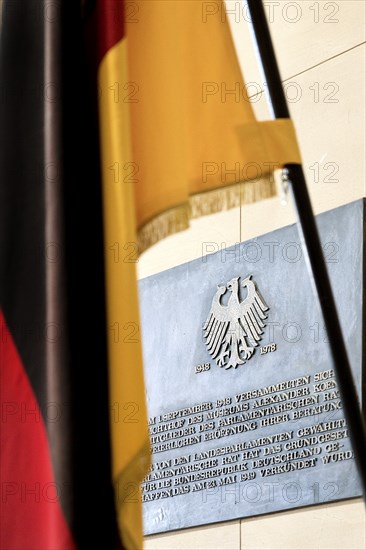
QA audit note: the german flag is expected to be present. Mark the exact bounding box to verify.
[0,0,129,548]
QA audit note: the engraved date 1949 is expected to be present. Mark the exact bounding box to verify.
[260,343,277,355]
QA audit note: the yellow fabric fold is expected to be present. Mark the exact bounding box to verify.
[98,37,150,550]
[236,119,302,173]
[126,0,302,247]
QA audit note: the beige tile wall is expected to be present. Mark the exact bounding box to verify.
[141,1,366,548]
[145,521,241,550]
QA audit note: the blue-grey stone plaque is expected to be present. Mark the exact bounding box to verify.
[138,199,365,535]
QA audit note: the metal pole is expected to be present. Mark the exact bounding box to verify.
[245,0,366,495]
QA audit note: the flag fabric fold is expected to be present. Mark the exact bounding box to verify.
[96,1,151,548]
[1,1,122,548]
[0,2,76,547]
[124,0,301,251]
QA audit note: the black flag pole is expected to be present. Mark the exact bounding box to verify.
[245,0,366,495]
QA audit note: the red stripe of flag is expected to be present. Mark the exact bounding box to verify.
[0,310,76,550]
[98,0,125,63]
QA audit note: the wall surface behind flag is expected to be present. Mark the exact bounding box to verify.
[139,1,366,549]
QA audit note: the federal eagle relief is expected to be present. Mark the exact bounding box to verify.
[204,276,269,369]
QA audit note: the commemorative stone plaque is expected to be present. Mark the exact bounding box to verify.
[138,199,365,535]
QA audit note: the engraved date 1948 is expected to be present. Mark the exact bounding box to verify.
[195,363,211,374]
[260,343,277,355]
